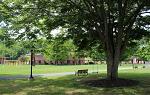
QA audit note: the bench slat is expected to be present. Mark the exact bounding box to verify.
[75,69,88,76]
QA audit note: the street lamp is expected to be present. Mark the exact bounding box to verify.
[28,49,34,80]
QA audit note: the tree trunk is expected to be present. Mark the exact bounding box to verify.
[107,60,119,80]
[106,53,120,80]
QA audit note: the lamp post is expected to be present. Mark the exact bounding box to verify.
[29,49,34,80]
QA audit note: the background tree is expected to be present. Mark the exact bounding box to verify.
[44,35,76,63]
[88,45,106,61]
[135,37,150,61]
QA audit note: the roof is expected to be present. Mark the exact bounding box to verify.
[34,55,45,60]
[26,53,42,56]
[25,54,45,61]
[130,56,143,60]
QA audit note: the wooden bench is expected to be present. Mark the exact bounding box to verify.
[75,69,88,76]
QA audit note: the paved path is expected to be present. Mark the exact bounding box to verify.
[0,72,75,80]
[0,67,132,80]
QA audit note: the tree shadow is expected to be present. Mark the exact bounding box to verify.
[0,73,150,95]
[0,74,29,80]
[0,75,89,95]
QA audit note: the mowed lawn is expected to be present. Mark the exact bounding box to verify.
[0,67,150,95]
[0,63,139,75]
[0,64,107,75]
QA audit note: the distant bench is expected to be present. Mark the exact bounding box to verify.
[75,69,88,76]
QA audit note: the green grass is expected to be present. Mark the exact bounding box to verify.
[0,64,107,75]
[0,63,145,75]
[0,68,150,95]
[0,64,150,95]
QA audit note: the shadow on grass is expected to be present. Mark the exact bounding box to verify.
[0,74,29,80]
[0,73,150,95]
[81,78,139,88]
[0,75,88,95]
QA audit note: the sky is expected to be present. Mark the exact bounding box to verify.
[50,28,61,37]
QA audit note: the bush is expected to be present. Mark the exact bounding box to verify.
[44,62,49,65]
[88,62,95,64]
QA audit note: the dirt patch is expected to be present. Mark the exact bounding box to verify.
[81,78,139,88]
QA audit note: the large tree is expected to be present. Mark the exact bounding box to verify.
[1,0,150,80]
[48,0,150,80]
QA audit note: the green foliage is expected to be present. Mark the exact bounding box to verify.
[44,38,76,61]
[1,0,149,52]
[87,44,106,60]
[0,41,25,59]
[135,37,150,60]
[121,37,150,61]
